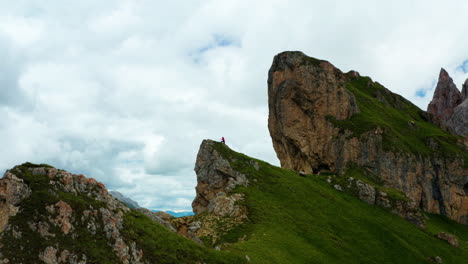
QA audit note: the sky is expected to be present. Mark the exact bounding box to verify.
[1,0,468,211]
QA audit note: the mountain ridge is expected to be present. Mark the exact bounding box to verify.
[1,51,467,263]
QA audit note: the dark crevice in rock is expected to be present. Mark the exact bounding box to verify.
[431,165,446,216]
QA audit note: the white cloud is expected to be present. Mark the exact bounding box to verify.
[0,16,44,45]
[0,0,468,211]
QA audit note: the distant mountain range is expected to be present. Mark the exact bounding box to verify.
[152,210,194,218]
[109,190,194,218]
[109,190,140,208]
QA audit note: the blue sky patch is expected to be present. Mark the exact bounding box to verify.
[190,34,240,63]
[416,89,427,97]
[415,79,437,98]
[456,59,468,73]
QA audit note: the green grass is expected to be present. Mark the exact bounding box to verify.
[211,142,468,264]
[20,162,55,168]
[121,211,245,264]
[327,76,467,167]
[300,56,323,67]
[425,213,468,250]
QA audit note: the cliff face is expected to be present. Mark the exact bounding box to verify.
[427,69,463,122]
[267,52,359,174]
[268,51,468,224]
[170,140,250,248]
[447,99,468,138]
[192,140,248,217]
[428,69,468,138]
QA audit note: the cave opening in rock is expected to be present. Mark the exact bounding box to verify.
[316,163,332,174]
[464,182,468,196]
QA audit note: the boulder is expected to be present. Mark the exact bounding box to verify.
[437,232,459,247]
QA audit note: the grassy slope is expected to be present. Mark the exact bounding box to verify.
[327,75,467,166]
[121,211,245,264]
[1,163,245,264]
[212,143,468,264]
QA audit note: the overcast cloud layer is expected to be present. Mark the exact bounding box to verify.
[1,0,467,211]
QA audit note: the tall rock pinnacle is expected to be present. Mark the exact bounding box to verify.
[426,69,467,138]
[268,51,468,224]
[427,68,462,122]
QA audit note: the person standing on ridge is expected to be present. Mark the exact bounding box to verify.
[221,137,225,144]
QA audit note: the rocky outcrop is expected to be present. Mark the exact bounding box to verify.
[437,232,459,248]
[173,140,251,247]
[427,70,468,138]
[325,174,424,227]
[47,201,74,234]
[427,69,463,122]
[268,51,359,174]
[446,99,468,138]
[0,163,147,264]
[268,51,468,224]
[0,172,31,232]
[192,140,249,217]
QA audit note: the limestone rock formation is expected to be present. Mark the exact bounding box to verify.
[192,139,249,217]
[0,163,146,264]
[172,140,251,247]
[268,51,359,174]
[447,99,468,138]
[427,70,467,138]
[427,69,462,122]
[268,51,468,224]
[325,174,424,227]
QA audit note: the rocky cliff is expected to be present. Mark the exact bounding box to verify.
[427,69,468,138]
[427,69,463,123]
[192,140,249,217]
[0,162,243,264]
[268,51,468,224]
[171,140,250,248]
[447,99,468,138]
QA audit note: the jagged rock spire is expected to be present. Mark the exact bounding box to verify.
[427,68,462,122]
